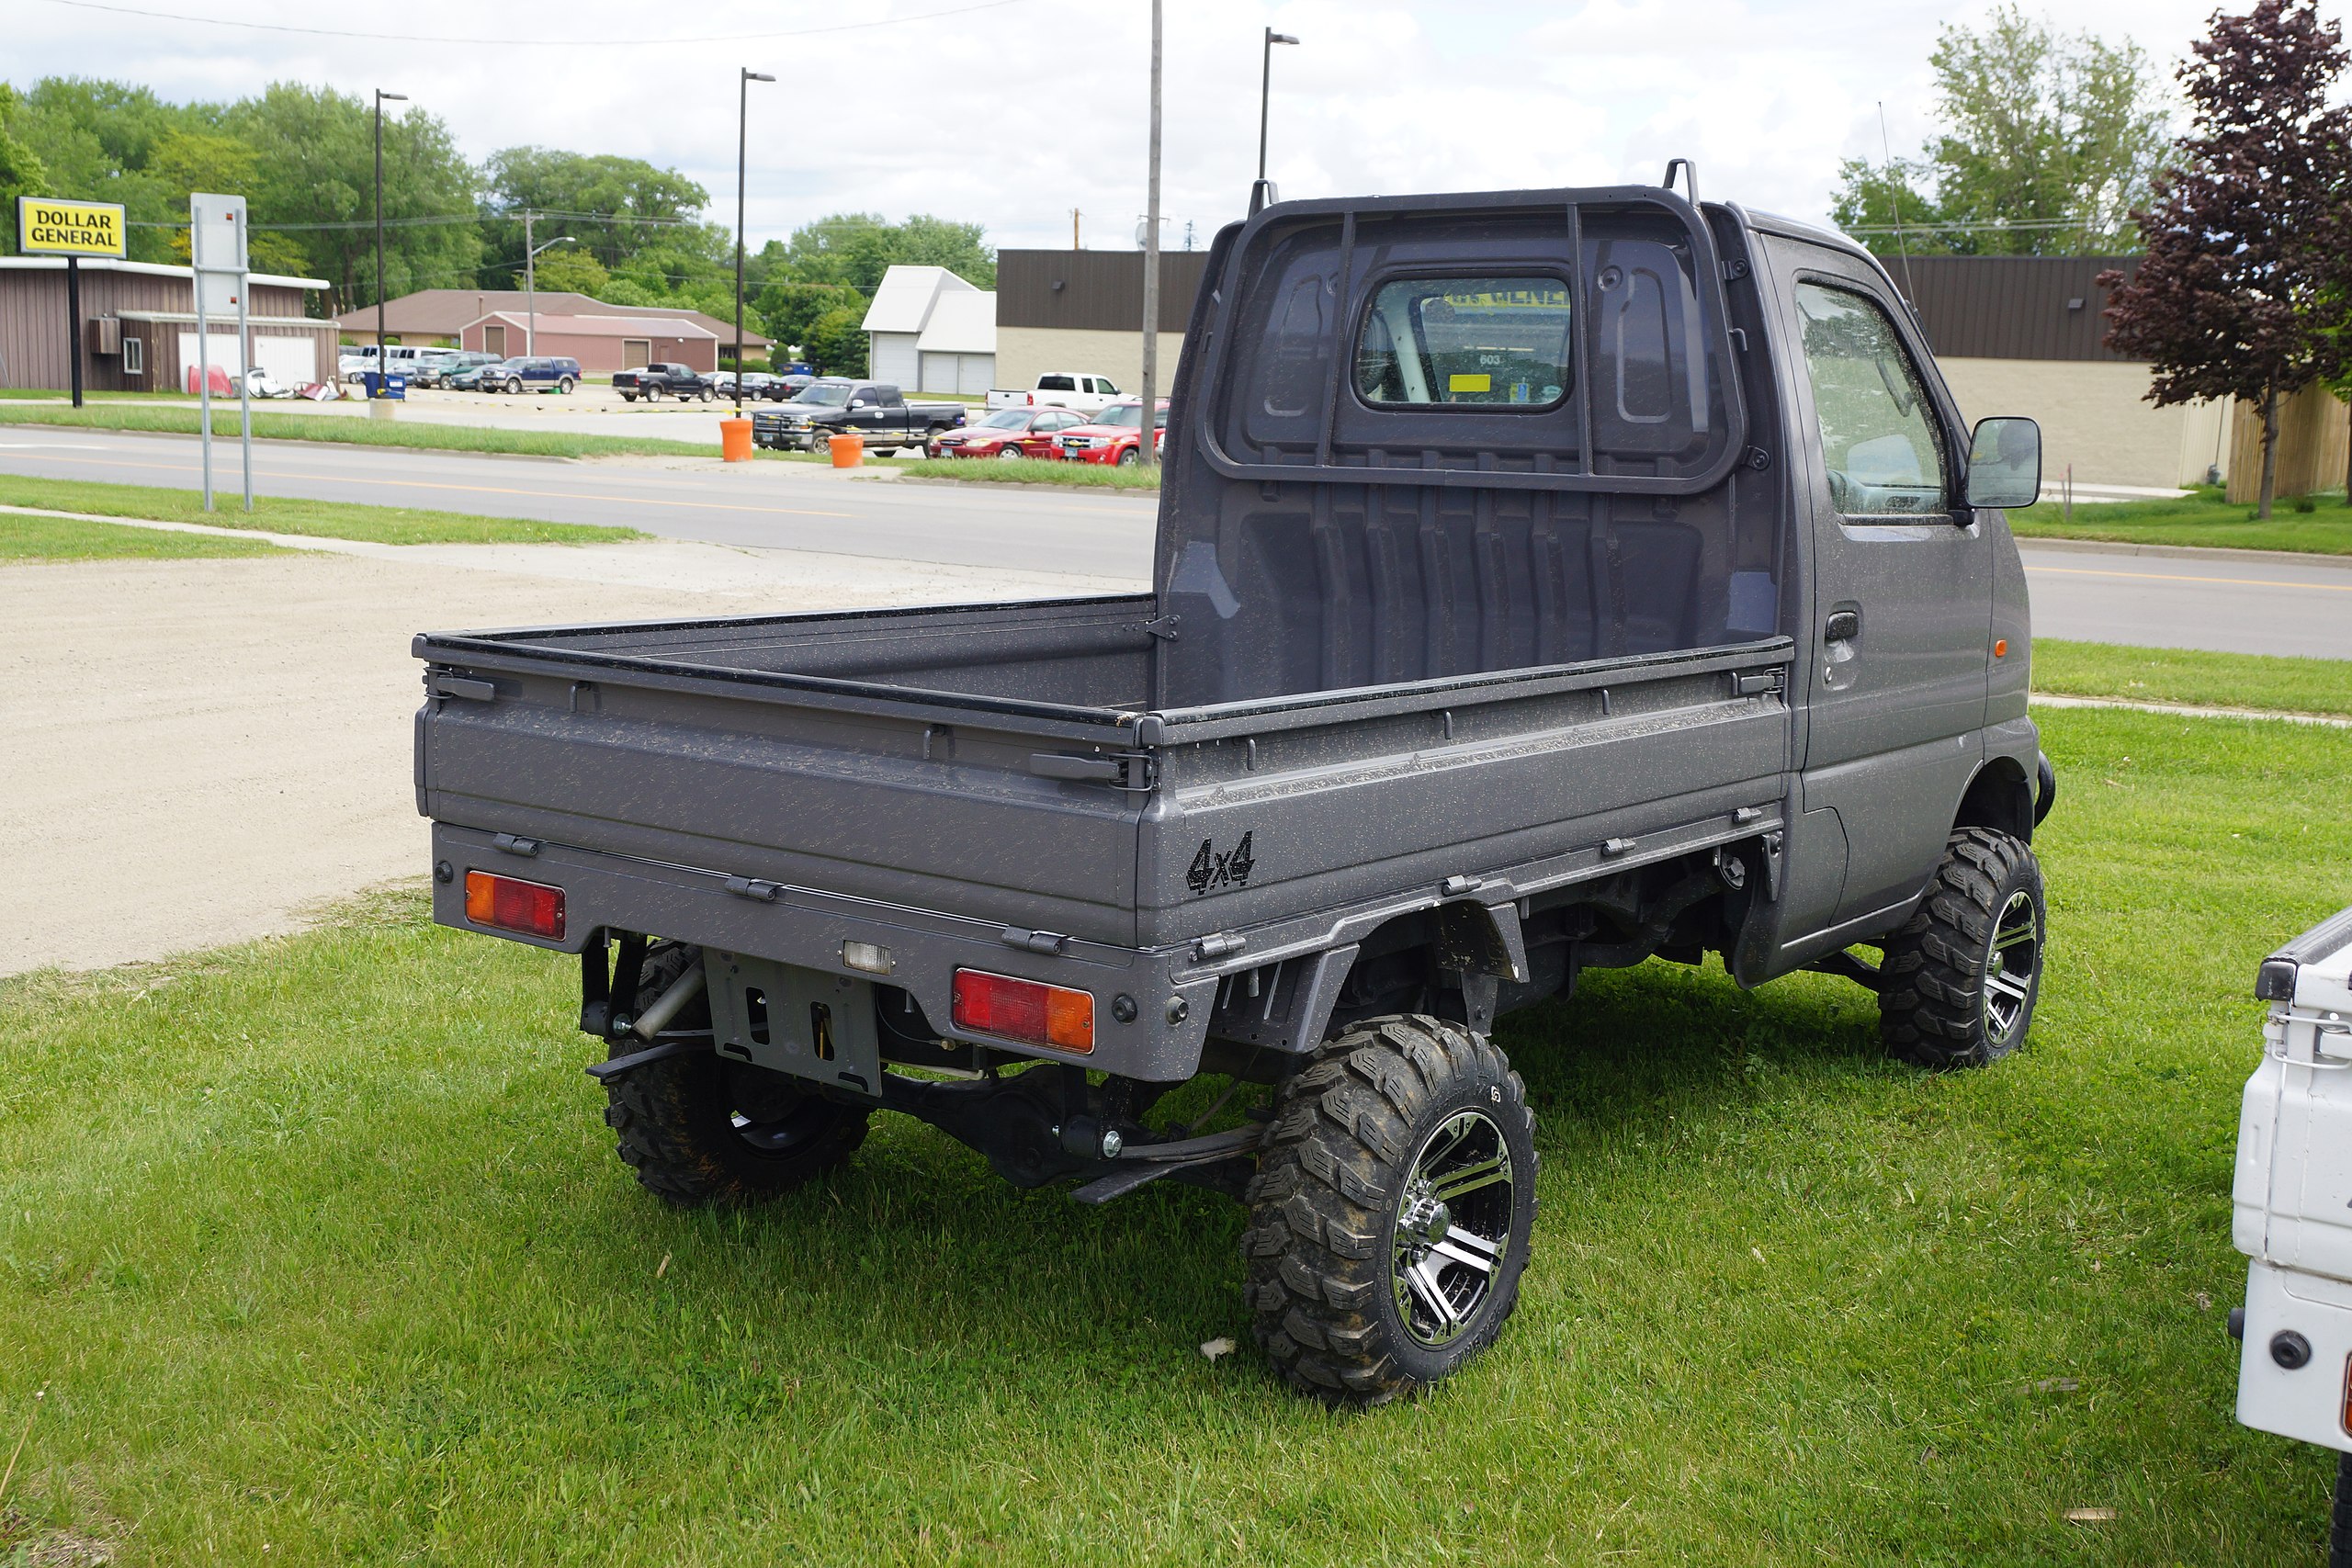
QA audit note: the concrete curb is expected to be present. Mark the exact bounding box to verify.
[2016,535,2352,570]
[2030,692,2352,728]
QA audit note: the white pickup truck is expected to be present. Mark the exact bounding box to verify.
[985,371,1122,413]
[2232,903,2352,1556]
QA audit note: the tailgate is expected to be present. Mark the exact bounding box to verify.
[414,604,1159,946]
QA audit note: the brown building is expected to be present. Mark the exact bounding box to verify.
[458,310,718,373]
[0,257,336,393]
[333,288,770,355]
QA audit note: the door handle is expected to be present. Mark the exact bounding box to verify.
[1824,610,1861,644]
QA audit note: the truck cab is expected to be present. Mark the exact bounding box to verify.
[414,180,2052,1405]
[2233,907,2352,1537]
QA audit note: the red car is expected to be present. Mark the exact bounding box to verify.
[1052,399,1170,465]
[927,406,1088,459]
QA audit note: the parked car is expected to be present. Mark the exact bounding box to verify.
[2231,902,2352,1559]
[928,405,1089,459]
[412,178,2053,1405]
[444,362,495,391]
[418,350,502,389]
[482,356,583,395]
[613,363,716,402]
[749,379,967,452]
[987,371,1123,414]
[1052,399,1169,465]
[713,371,778,400]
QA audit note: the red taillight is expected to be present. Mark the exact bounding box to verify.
[951,968,1093,1054]
[464,870,565,940]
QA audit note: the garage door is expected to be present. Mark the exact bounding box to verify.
[956,353,993,395]
[871,333,919,388]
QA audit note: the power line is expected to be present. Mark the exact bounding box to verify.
[30,0,1035,46]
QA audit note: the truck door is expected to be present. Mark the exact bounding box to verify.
[1762,237,1990,932]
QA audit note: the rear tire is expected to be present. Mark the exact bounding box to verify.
[2331,1450,2352,1568]
[1879,826,2047,1069]
[1241,1014,1537,1406]
[600,942,869,1206]
[558,376,576,394]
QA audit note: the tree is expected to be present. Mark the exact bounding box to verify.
[519,244,610,298]
[752,280,855,354]
[802,304,867,377]
[479,147,707,286]
[2101,0,2352,518]
[1832,7,2172,256]
[224,84,481,315]
[150,129,313,276]
[0,86,53,254]
[774,211,994,292]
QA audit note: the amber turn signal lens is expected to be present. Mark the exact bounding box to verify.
[2341,1353,2351,1438]
[1993,638,2009,658]
[463,870,565,940]
[951,968,1095,1053]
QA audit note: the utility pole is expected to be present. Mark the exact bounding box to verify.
[1071,208,1081,250]
[734,67,775,415]
[373,89,405,398]
[523,209,534,355]
[1138,0,1161,466]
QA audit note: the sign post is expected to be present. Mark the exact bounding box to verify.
[190,194,253,513]
[15,197,126,410]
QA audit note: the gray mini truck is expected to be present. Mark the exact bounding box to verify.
[413,182,2056,1405]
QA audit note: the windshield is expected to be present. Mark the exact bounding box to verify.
[793,383,852,407]
[978,410,1031,429]
[1093,402,1165,430]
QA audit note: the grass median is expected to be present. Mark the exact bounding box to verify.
[2012,486,2352,554]
[2036,637,2352,718]
[0,475,641,546]
[0,401,820,462]
[897,456,1163,490]
[4,697,2346,1563]
[0,512,291,561]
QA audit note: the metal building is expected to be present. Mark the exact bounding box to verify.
[0,257,334,393]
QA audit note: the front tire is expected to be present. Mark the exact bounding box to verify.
[600,942,869,1206]
[1879,826,2047,1069]
[1115,446,1141,467]
[504,377,524,394]
[1242,1014,1537,1406]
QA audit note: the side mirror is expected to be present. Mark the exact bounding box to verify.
[1965,417,2041,511]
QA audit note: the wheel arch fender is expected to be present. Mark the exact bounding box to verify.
[1951,754,2035,844]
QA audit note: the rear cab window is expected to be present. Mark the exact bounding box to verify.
[1354,276,1572,408]
[1039,375,1076,391]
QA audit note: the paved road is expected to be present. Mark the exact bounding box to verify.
[5,426,2348,659]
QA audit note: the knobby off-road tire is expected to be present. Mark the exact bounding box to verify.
[1241,1014,1538,1406]
[601,942,869,1207]
[2331,1451,2352,1568]
[1879,826,2047,1070]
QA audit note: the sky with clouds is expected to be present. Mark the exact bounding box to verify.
[7,0,2351,255]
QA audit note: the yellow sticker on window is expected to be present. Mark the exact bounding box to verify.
[1448,373,1491,393]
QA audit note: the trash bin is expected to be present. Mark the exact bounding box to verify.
[719,417,753,463]
[829,432,863,468]
[363,371,408,400]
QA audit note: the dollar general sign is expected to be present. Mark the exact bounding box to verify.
[17,197,127,259]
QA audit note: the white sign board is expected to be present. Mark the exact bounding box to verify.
[189,192,248,273]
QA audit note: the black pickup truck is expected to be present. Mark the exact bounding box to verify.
[415,180,2053,1406]
[613,363,716,403]
[750,379,968,452]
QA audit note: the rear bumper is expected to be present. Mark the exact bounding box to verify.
[430,822,1221,1081]
[2237,1260,2352,1454]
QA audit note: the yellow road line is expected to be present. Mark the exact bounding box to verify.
[2025,562,2352,592]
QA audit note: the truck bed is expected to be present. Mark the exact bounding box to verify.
[415,595,1795,953]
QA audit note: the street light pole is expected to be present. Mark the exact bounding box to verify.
[1138,0,1162,468]
[1254,28,1299,216]
[373,89,406,398]
[735,68,775,416]
[525,227,572,356]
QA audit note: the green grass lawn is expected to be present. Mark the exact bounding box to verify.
[0,512,290,562]
[2012,486,2352,554]
[2037,639,2352,717]
[3,702,2346,1563]
[0,476,640,547]
[0,402,806,462]
[898,456,1164,490]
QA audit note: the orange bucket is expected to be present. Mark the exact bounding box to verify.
[719,417,752,462]
[829,432,864,468]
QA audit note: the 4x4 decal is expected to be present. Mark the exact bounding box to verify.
[1186,831,1256,896]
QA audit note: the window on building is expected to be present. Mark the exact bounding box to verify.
[121,337,143,375]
